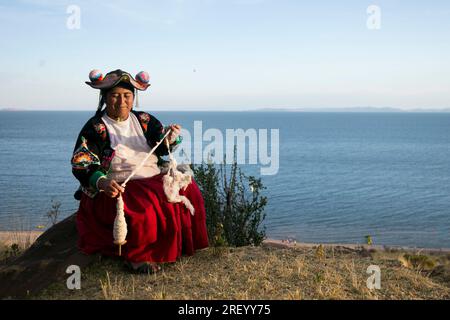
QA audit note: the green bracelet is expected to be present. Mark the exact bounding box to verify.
[89,171,106,190]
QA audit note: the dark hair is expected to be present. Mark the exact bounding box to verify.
[95,81,135,116]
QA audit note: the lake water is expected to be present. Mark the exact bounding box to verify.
[0,111,449,248]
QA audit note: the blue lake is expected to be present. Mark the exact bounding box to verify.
[0,111,449,248]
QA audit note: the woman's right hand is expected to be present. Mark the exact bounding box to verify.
[97,178,125,198]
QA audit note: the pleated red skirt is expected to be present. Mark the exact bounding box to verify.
[76,173,209,263]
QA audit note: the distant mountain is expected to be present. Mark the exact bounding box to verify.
[1,107,450,113]
[0,107,28,111]
[408,108,450,113]
[255,107,450,113]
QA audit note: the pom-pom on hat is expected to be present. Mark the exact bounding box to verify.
[89,69,104,82]
[135,71,150,84]
[85,69,150,91]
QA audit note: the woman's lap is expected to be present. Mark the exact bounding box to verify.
[76,173,209,263]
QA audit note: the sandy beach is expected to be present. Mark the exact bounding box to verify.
[1,230,449,253]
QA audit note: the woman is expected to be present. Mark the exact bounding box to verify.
[71,69,209,273]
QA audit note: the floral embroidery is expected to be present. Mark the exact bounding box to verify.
[139,113,150,132]
[71,136,100,169]
[101,149,115,171]
[139,113,150,123]
[94,123,107,140]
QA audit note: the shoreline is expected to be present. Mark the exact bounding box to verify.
[1,231,449,254]
[263,239,450,254]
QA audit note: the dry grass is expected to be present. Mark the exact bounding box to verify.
[0,231,42,250]
[35,244,450,300]
[0,231,42,263]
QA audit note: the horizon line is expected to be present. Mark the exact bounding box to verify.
[2,106,450,113]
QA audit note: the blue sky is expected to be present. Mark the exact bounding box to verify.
[0,0,449,110]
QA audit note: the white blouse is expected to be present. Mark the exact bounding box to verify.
[101,112,161,182]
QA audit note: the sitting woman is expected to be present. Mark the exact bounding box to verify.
[71,69,209,273]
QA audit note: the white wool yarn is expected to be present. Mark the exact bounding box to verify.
[113,194,127,256]
[114,194,127,244]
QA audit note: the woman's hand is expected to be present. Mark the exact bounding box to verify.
[97,178,125,198]
[166,124,182,144]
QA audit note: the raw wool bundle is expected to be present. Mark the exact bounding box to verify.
[160,161,194,178]
[162,139,195,216]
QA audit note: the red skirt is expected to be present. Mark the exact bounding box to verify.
[76,173,209,263]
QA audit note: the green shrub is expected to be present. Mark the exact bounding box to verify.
[193,148,267,247]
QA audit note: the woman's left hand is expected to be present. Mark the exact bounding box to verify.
[166,124,182,144]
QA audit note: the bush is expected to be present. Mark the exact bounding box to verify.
[46,199,61,226]
[193,148,267,247]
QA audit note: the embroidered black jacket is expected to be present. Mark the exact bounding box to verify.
[71,109,179,200]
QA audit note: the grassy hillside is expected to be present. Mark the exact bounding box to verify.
[31,244,450,300]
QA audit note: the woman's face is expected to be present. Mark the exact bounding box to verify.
[105,86,134,121]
